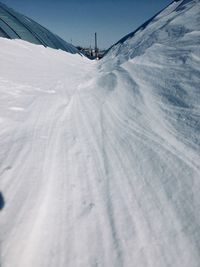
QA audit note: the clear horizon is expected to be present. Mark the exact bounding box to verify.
[1,0,172,49]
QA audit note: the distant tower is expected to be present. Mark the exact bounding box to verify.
[95,32,98,59]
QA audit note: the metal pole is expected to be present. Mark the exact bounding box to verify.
[95,32,97,58]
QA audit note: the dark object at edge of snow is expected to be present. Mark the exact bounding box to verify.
[0,192,5,210]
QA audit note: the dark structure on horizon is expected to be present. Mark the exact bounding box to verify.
[76,32,105,60]
[95,32,98,59]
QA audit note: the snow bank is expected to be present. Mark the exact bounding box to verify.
[0,0,200,267]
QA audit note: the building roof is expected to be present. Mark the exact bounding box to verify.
[0,2,79,54]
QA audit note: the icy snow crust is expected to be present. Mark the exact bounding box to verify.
[0,0,200,266]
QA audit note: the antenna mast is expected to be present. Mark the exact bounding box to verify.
[95,32,98,59]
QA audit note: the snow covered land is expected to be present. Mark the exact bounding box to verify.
[0,0,200,266]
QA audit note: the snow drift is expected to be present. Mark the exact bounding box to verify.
[0,0,200,267]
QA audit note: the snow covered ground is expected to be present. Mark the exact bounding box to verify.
[0,0,200,266]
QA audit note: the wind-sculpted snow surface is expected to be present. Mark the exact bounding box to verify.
[0,0,200,267]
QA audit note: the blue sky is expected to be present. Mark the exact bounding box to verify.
[1,0,172,49]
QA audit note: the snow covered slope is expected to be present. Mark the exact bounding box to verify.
[0,0,200,267]
[104,0,200,64]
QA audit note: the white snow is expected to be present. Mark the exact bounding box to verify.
[0,0,200,267]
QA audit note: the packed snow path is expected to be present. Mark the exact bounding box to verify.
[0,1,200,267]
